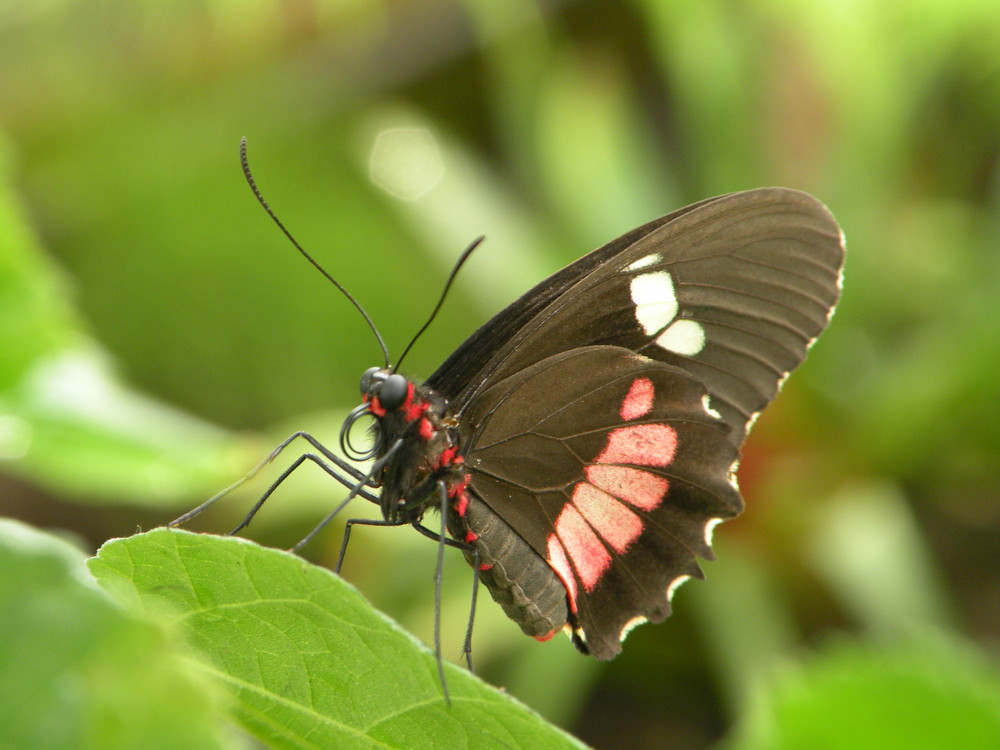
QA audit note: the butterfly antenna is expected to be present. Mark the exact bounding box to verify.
[240,137,390,368]
[394,236,484,372]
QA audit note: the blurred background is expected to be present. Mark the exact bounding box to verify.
[2,1,999,748]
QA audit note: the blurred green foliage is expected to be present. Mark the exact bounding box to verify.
[1,1,998,748]
[0,520,231,750]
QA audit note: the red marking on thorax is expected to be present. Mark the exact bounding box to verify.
[620,377,654,420]
[400,383,423,421]
[369,397,386,417]
[438,446,458,469]
[448,476,468,498]
[404,402,428,423]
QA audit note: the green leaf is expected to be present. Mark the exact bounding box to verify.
[88,528,589,750]
[0,519,232,750]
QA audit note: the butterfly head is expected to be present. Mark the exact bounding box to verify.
[359,366,409,413]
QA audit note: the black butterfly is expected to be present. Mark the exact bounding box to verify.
[349,187,844,663]
[177,142,844,688]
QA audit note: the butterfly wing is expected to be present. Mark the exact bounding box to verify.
[428,187,844,655]
[428,187,844,448]
[460,345,741,658]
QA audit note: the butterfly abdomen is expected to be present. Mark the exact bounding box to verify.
[449,490,570,642]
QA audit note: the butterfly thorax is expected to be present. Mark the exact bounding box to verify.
[360,370,467,524]
[357,366,574,642]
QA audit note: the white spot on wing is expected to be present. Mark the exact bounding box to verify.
[701,394,722,420]
[630,271,678,336]
[619,615,649,643]
[728,459,741,490]
[655,319,705,355]
[704,518,723,547]
[836,230,847,295]
[666,574,691,601]
[627,253,662,271]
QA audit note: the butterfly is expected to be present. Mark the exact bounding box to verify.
[176,142,845,687]
[347,187,845,662]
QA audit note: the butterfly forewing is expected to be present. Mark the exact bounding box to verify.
[430,188,843,448]
[424,193,732,402]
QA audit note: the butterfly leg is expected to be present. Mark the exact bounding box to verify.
[332,515,407,574]
[462,554,480,672]
[278,430,374,483]
[333,509,458,703]
[408,522,480,671]
[408,518,479,671]
[410,481,453,703]
[434,481,450,703]
[292,439,411,557]
[170,431,378,528]
[229,451,380,536]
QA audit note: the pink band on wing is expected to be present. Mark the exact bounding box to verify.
[571,482,643,553]
[555,504,611,592]
[546,536,579,612]
[595,423,677,467]
[620,377,654,420]
[585,465,668,511]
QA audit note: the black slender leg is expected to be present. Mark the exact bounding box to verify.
[333,516,407,574]
[411,510,480,672]
[226,452,377,536]
[293,438,407,554]
[462,550,480,671]
[433,481,450,704]
[169,431,378,527]
[411,522,473,552]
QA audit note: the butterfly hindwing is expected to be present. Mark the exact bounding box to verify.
[460,345,742,658]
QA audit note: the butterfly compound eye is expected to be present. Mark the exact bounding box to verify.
[359,366,382,395]
[379,373,409,411]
